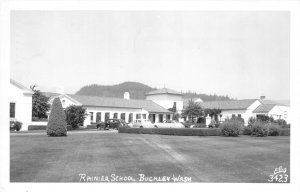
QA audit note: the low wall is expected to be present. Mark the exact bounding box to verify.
[118,127,221,136]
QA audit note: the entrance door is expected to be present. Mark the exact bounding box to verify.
[152,114,156,123]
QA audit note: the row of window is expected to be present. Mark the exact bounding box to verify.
[231,114,242,118]
[89,112,171,123]
[89,112,148,123]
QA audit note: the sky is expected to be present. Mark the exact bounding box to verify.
[10,11,290,100]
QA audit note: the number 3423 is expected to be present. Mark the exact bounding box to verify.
[268,174,288,183]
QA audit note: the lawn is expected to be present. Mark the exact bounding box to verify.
[10,131,290,182]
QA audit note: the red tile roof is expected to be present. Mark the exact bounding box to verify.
[199,99,257,110]
[253,104,276,113]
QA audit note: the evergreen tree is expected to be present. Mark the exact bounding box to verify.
[47,98,67,136]
[30,85,50,120]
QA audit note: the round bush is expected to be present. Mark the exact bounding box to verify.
[10,120,22,131]
[46,98,67,137]
[220,119,242,137]
[251,121,269,137]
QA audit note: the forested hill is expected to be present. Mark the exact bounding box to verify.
[75,82,233,101]
[76,82,156,100]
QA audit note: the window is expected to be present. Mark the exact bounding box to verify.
[113,113,118,119]
[129,113,133,123]
[121,113,126,121]
[166,114,171,120]
[173,102,177,108]
[105,112,110,121]
[159,114,163,122]
[232,114,236,118]
[238,114,241,118]
[96,112,101,122]
[10,103,15,118]
[142,114,146,119]
[136,114,141,119]
[90,112,94,121]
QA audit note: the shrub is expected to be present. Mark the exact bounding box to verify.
[65,105,87,129]
[242,126,252,135]
[248,117,257,125]
[273,119,287,128]
[278,128,290,136]
[46,98,67,137]
[267,124,281,136]
[251,121,269,137]
[10,120,22,131]
[256,115,274,123]
[219,119,243,137]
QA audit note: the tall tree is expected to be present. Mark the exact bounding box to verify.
[30,85,50,120]
[182,100,205,122]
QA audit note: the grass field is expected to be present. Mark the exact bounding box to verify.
[10,131,290,182]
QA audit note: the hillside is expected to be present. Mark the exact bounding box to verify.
[76,82,233,101]
[76,82,155,100]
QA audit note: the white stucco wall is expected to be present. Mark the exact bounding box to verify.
[277,106,290,124]
[219,100,261,125]
[9,83,33,131]
[146,94,183,113]
[85,106,148,125]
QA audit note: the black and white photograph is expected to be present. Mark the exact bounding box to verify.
[1,1,300,192]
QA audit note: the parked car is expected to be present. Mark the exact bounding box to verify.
[96,121,107,130]
[105,119,128,129]
[154,120,185,128]
[132,119,155,128]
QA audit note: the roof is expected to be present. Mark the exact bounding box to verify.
[10,79,33,94]
[183,98,203,108]
[67,94,172,113]
[41,92,61,98]
[253,104,276,113]
[145,88,183,96]
[259,99,289,106]
[199,99,257,110]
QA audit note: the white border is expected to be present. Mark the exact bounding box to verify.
[1,1,299,192]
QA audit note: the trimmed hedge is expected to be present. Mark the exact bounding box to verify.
[29,125,72,131]
[28,125,47,130]
[87,124,97,129]
[118,127,221,136]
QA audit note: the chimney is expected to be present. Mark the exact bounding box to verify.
[260,96,266,100]
[124,92,130,100]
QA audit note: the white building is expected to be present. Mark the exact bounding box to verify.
[49,92,173,126]
[197,98,290,124]
[145,88,184,121]
[9,79,33,131]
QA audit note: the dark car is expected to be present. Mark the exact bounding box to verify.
[96,121,107,130]
[105,119,128,130]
